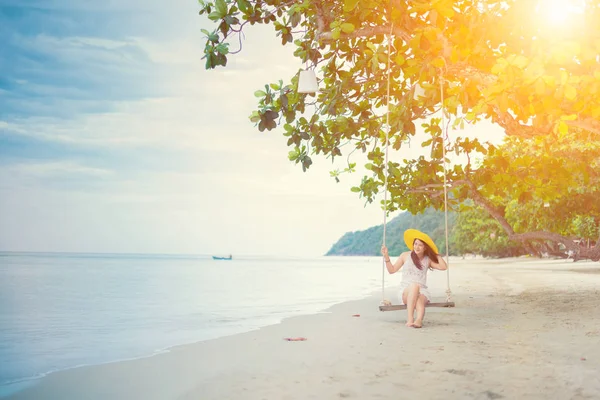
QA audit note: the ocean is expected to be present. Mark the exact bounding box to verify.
[0,252,385,396]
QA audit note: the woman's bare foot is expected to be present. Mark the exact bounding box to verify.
[412,319,423,328]
[405,321,415,327]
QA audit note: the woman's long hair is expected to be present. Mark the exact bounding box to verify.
[410,239,439,270]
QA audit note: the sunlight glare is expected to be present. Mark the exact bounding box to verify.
[539,0,585,27]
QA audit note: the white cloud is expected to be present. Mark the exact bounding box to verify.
[14,33,151,67]
[5,161,113,178]
[3,21,303,148]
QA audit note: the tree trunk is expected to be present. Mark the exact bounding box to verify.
[466,181,515,235]
[465,182,599,262]
[577,246,600,262]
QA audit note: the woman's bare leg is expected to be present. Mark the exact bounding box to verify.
[413,294,428,328]
[402,283,420,327]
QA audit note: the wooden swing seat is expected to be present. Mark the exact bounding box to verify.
[379,302,455,311]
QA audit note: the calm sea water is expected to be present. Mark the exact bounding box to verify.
[0,252,384,395]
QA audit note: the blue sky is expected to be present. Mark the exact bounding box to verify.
[0,0,505,257]
[0,0,395,256]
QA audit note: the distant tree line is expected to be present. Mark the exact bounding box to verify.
[326,205,598,260]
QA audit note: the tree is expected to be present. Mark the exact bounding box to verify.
[451,202,525,258]
[197,0,600,261]
[572,215,599,248]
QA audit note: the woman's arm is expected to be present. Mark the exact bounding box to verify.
[381,246,407,274]
[430,255,448,270]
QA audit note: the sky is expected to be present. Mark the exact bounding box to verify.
[0,0,504,257]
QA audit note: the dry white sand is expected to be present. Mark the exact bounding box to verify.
[6,257,600,400]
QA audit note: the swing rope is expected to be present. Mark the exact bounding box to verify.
[380,25,452,306]
[439,71,453,303]
[381,22,393,303]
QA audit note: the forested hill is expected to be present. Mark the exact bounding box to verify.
[325,208,457,256]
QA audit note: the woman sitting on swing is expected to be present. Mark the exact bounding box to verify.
[381,229,447,328]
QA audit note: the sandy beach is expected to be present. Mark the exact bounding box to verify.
[6,257,600,400]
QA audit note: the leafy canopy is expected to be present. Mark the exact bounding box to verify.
[198,0,600,259]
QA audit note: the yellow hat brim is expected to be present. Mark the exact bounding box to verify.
[403,229,439,254]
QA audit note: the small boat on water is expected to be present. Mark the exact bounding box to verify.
[212,255,232,260]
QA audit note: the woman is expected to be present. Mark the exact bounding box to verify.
[381,229,447,328]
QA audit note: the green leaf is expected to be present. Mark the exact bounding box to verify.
[564,85,577,101]
[331,27,341,40]
[254,90,267,98]
[236,0,251,13]
[560,114,577,121]
[288,149,300,161]
[511,55,529,69]
[206,32,219,42]
[558,120,568,135]
[208,11,223,21]
[394,54,405,65]
[343,0,360,12]
[534,78,545,95]
[216,43,229,54]
[205,53,215,69]
[340,23,355,34]
[215,0,227,17]
[491,58,506,74]
[438,3,455,18]
[431,57,445,68]
[249,111,261,123]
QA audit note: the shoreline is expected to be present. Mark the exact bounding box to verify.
[0,276,391,398]
[5,257,600,399]
[0,293,392,399]
[0,293,385,396]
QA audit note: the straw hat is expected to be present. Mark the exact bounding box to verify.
[403,229,439,254]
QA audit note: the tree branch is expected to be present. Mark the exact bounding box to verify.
[566,119,600,136]
[445,65,600,138]
[509,231,576,246]
[316,25,411,43]
[404,180,469,199]
[395,175,597,260]
[405,180,469,192]
[491,108,600,138]
[445,63,498,86]
[465,180,514,235]
[489,107,541,139]
[463,180,594,258]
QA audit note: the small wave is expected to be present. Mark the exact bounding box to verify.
[1,371,49,388]
[0,347,175,398]
[0,371,51,398]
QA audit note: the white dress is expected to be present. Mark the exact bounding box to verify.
[398,255,431,304]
